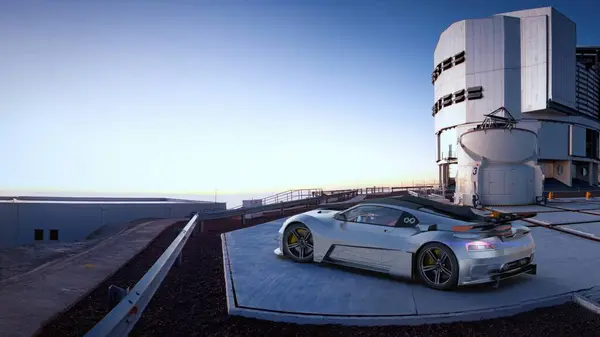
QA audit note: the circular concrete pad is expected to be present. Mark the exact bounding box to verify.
[222,220,600,326]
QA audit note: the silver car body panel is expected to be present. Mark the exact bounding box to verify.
[275,201,535,286]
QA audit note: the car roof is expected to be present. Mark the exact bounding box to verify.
[358,195,482,221]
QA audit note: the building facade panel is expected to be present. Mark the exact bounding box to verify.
[17,203,104,244]
[569,124,587,157]
[465,17,505,75]
[549,8,577,109]
[537,121,569,160]
[434,105,467,133]
[434,21,466,66]
[0,199,226,248]
[0,204,18,248]
[520,15,548,112]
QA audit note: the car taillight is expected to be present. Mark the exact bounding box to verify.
[466,241,496,251]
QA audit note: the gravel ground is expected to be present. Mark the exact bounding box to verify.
[38,227,600,337]
[35,220,187,337]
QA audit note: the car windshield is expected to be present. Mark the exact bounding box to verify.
[345,206,403,226]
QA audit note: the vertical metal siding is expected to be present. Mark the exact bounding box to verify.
[504,16,522,117]
[520,15,548,112]
[550,8,577,108]
[465,17,506,122]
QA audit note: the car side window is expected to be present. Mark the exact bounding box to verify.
[397,211,420,227]
[344,205,404,227]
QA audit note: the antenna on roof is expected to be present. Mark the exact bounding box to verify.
[477,106,517,130]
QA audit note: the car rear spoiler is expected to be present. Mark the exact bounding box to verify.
[483,211,537,224]
[452,211,536,233]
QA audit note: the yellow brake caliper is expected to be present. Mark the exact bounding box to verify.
[288,232,297,244]
[426,249,439,265]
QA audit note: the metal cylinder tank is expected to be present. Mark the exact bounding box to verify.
[454,122,544,206]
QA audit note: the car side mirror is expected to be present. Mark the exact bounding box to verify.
[334,213,347,221]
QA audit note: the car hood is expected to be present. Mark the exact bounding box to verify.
[282,209,339,226]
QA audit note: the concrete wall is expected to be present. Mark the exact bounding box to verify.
[554,160,571,186]
[0,200,226,248]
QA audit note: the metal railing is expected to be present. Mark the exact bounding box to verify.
[439,151,456,160]
[230,188,323,209]
[84,214,199,337]
[262,188,323,205]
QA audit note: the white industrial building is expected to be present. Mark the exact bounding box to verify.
[433,7,600,206]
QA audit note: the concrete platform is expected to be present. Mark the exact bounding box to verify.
[546,201,600,211]
[526,211,600,225]
[557,222,600,239]
[487,205,561,213]
[222,219,600,326]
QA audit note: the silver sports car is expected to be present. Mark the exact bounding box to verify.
[274,195,537,290]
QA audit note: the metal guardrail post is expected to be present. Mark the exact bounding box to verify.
[84,214,199,337]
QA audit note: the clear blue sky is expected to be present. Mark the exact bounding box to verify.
[2,0,599,197]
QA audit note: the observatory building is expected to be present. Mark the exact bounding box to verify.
[433,7,600,206]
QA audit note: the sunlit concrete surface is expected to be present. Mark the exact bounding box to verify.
[546,202,600,211]
[526,211,600,225]
[0,219,180,337]
[487,205,561,213]
[551,198,600,203]
[222,219,600,326]
[557,222,600,238]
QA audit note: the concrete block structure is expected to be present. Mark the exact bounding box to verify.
[433,7,600,205]
[0,196,226,248]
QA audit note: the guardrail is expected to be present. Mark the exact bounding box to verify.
[84,214,200,337]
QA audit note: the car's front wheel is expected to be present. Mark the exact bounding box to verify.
[417,243,459,290]
[282,223,314,263]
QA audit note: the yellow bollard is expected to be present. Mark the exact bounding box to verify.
[548,192,554,200]
[586,191,592,200]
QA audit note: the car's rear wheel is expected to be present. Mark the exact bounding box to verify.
[417,243,459,290]
[282,223,314,263]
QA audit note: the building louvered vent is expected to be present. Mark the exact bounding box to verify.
[431,86,484,116]
[454,51,465,65]
[431,51,466,84]
[467,86,483,100]
[576,62,600,119]
[454,89,466,103]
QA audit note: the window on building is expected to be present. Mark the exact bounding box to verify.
[34,229,44,241]
[49,229,59,241]
[585,128,599,159]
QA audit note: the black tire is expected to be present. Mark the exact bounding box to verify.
[416,242,459,290]
[282,223,314,263]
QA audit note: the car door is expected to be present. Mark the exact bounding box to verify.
[327,205,403,271]
[378,210,421,276]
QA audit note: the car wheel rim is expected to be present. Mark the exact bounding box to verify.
[420,248,452,285]
[286,228,313,259]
